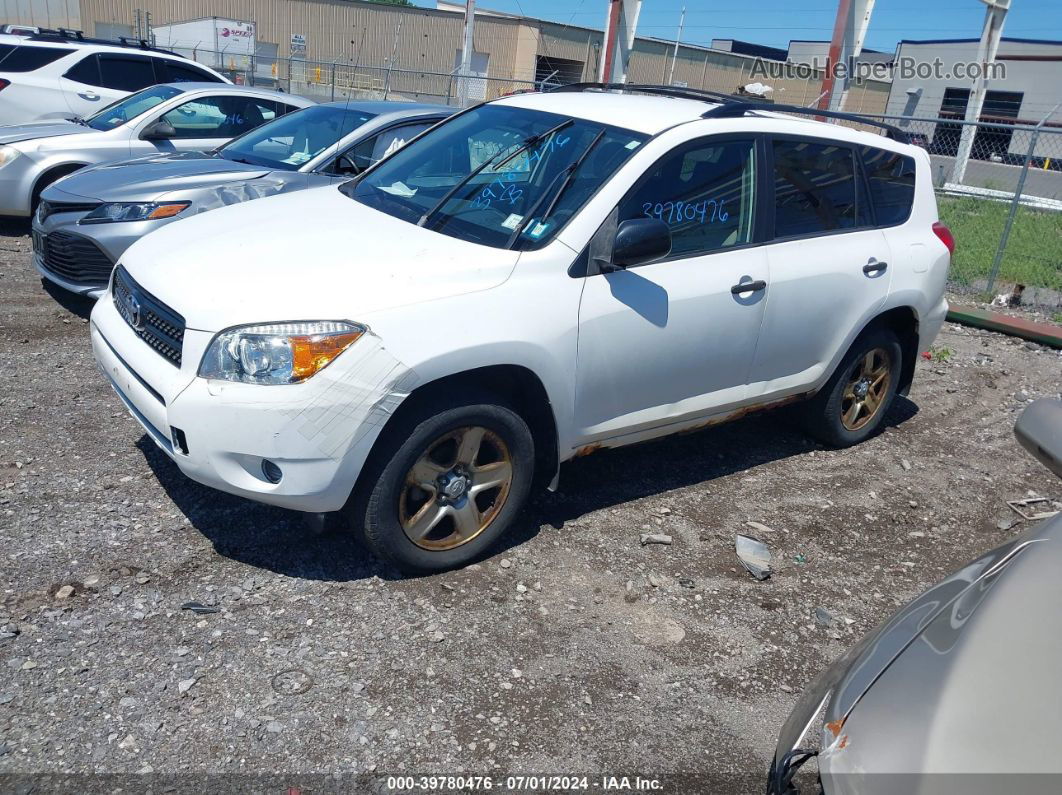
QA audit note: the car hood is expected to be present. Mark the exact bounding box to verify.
[119,185,520,332]
[53,152,272,203]
[818,513,1062,781]
[0,120,91,145]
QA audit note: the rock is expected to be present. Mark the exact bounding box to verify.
[55,585,75,599]
[639,533,672,546]
[118,734,136,751]
[499,559,512,569]
[266,721,284,733]
[745,521,774,534]
[814,608,833,627]
[431,630,445,643]
[515,582,527,594]
[177,678,196,695]
[119,697,137,709]
[997,515,1020,531]
[901,459,912,471]
[647,574,663,588]
[780,684,793,693]
[175,646,191,658]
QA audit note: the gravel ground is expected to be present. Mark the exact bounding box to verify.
[1,218,1060,793]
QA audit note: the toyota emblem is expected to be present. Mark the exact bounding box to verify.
[125,292,143,330]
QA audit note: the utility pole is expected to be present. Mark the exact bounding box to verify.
[818,0,876,112]
[950,0,1010,185]
[598,0,642,84]
[667,6,685,86]
[458,0,475,107]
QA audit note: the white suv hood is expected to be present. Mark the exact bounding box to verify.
[118,184,521,331]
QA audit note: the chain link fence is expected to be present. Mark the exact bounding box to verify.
[184,47,541,106]
[853,113,1062,310]
[176,47,1062,310]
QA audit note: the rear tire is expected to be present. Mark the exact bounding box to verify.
[348,393,535,575]
[800,327,902,448]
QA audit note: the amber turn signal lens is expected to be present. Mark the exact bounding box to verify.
[290,330,364,381]
[147,202,191,220]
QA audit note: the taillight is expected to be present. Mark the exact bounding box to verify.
[0,79,9,92]
[932,221,955,255]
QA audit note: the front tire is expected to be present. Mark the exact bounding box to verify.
[801,327,902,448]
[350,394,535,575]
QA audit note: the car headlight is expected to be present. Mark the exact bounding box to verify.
[199,321,365,385]
[80,201,191,224]
[0,145,21,169]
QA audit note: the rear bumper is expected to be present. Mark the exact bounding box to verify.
[89,293,401,513]
[919,295,949,352]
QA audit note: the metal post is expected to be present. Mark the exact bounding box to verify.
[383,19,403,100]
[458,1,475,107]
[331,60,337,100]
[951,0,1010,185]
[667,6,685,86]
[986,100,1060,293]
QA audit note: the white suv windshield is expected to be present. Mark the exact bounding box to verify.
[86,85,184,131]
[218,105,377,171]
[343,104,648,249]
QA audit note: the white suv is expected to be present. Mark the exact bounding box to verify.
[90,86,952,574]
[0,31,228,125]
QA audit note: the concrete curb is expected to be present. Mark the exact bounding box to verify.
[947,304,1062,349]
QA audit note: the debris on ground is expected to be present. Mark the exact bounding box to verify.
[735,534,772,580]
[745,520,775,534]
[639,533,673,546]
[814,608,833,627]
[180,601,220,615]
[1007,497,1060,521]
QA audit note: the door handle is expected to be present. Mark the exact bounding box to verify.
[78,91,99,100]
[731,279,767,294]
[863,261,888,275]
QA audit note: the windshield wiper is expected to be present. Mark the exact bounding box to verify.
[505,127,606,248]
[416,118,575,229]
[67,116,89,126]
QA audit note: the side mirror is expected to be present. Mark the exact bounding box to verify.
[141,120,176,141]
[1014,398,1062,479]
[609,218,672,270]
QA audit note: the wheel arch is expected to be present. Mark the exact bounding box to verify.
[31,162,87,209]
[863,305,920,397]
[355,363,561,499]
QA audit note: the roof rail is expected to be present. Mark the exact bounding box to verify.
[28,27,179,56]
[547,82,912,143]
[549,81,740,105]
[702,101,911,143]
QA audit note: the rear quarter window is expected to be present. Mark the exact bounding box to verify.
[772,139,861,237]
[0,43,74,72]
[860,146,916,226]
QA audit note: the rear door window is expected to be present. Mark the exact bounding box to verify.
[97,54,157,91]
[0,44,74,71]
[860,146,916,226]
[772,139,861,238]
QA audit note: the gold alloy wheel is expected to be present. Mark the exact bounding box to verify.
[398,426,513,551]
[840,348,892,431]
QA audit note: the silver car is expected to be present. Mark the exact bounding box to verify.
[33,100,452,297]
[0,82,312,217]
[769,398,1062,795]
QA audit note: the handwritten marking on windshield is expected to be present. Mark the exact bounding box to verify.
[643,199,729,225]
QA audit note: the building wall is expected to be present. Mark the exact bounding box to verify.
[886,39,1062,125]
[16,0,891,113]
[1,0,80,29]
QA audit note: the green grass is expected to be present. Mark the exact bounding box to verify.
[937,196,1062,292]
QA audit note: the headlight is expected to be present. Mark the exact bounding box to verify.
[0,145,21,169]
[80,201,191,224]
[199,321,365,385]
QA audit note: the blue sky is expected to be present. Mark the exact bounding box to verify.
[420,0,1062,54]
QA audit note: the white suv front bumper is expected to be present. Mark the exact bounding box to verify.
[90,291,408,513]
